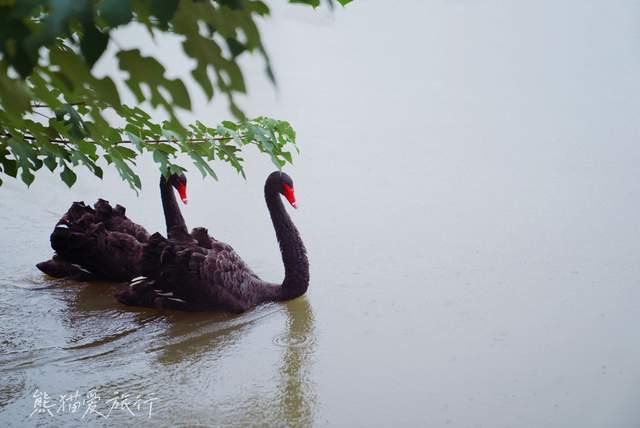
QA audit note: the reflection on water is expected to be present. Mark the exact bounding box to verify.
[276,298,317,427]
[0,274,317,427]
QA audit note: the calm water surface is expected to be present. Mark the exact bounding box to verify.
[3,1,640,426]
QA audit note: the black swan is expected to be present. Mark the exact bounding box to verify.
[115,171,309,313]
[36,174,189,281]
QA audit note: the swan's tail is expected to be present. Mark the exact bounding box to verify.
[36,255,94,280]
[40,201,145,282]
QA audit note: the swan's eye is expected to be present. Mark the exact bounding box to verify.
[282,183,297,209]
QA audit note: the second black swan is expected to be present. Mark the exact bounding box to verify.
[36,173,189,281]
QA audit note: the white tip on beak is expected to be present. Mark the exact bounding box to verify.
[291,201,298,209]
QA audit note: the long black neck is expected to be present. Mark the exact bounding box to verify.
[265,183,309,300]
[160,176,188,238]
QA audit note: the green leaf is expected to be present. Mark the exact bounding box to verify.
[0,157,17,178]
[97,0,133,27]
[112,154,141,190]
[151,0,179,28]
[189,151,218,180]
[115,145,137,159]
[168,163,186,175]
[80,15,110,68]
[192,64,214,100]
[153,143,177,154]
[43,155,57,172]
[60,165,77,187]
[7,137,38,186]
[93,77,121,107]
[118,49,192,110]
[152,149,170,172]
[0,73,30,115]
[0,7,35,77]
[221,121,238,130]
[29,73,62,109]
[289,0,320,7]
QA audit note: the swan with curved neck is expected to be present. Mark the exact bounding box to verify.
[159,173,189,239]
[263,171,309,301]
[116,171,309,312]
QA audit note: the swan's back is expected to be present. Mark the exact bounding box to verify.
[116,232,266,312]
[93,199,150,243]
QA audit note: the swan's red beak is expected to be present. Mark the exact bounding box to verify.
[177,183,188,205]
[283,183,297,209]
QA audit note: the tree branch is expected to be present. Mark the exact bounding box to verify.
[30,101,87,109]
[0,132,234,146]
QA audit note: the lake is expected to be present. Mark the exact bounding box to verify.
[2,1,640,426]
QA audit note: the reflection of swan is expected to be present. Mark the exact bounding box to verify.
[58,281,166,353]
[151,307,278,367]
[149,297,317,427]
[276,297,317,427]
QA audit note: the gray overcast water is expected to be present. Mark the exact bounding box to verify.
[2,1,640,426]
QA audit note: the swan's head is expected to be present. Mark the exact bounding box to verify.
[169,173,188,205]
[268,171,297,209]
